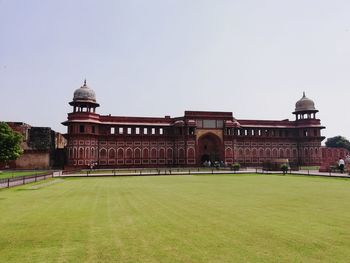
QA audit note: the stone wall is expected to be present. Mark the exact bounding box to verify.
[14,151,51,169]
[28,127,54,150]
[320,147,350,171]
[1,122,66,169]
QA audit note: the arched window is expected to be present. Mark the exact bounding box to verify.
[68,148,72,158]
[167,148,173,159]
[86,147,90,158]
[151,148,157,159]
[245,149,250,156]
[117,148,124,159]
[109,148,116,159]
[266,149,271,157]
[126,148,133,159]
[279,149,284,158]
[143,148,149,159]
[135,148,141,159]
[100,148,107,159]
[91,148,95,158]
[272,149,278,158]
[259,148,264,157]
[187,148,195,159]
[179,148,185,159]
[73,148,77,159]
[79,148,85,159]
[159,148,165,159]
[293,149,297,157]
[286,149,291,158]
[252,148,257,157]
[225,148,233,158]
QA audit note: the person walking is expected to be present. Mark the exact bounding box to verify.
[338,158,345,174]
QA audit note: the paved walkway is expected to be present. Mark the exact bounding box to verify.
[56,168,350,179]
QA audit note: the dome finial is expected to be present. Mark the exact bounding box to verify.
[84,79,87,86]
[303,91,306,98]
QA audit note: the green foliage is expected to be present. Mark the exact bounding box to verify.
[325,136,350,151]
[280,164,289,174]
[0,122,23,163]
[231,162,240,171]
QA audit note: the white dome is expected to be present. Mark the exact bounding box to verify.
[295,92,316,112]
[73,80,96,102]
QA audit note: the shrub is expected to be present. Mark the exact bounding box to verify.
[281,164,289,174]
[232,163,240,171]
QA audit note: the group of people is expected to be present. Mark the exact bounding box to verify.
[203,160,226,168]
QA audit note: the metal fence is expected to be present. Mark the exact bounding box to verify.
[0,171,61,190]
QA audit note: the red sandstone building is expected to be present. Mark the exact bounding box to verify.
[63,81,327,168]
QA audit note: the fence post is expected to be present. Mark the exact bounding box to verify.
[23,176,25,185]
[35,175,37,182]
[7,178,10,188]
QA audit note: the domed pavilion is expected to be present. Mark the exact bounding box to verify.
[69,80,99,113]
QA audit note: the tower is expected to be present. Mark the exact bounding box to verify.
[63,80,100,167]
[293,92,318,121]
[293,92,324,166]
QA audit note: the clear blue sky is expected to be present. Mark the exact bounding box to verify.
[1,0,350,141]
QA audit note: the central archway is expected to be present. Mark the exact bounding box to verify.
[197,133,223,164]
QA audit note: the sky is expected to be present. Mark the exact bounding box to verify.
[1,0,350,142]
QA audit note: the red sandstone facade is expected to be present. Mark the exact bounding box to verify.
[63,82,326,168]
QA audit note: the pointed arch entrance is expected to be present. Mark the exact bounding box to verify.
[197,133,223,164]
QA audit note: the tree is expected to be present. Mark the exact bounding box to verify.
[0,122,23,166]
[325,136,350,151]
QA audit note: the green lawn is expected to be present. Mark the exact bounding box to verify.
[0,170,48,179]
[1,174,350,262]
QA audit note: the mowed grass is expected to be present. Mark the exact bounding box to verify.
[0,170,48,179]
[1,175,350,263]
